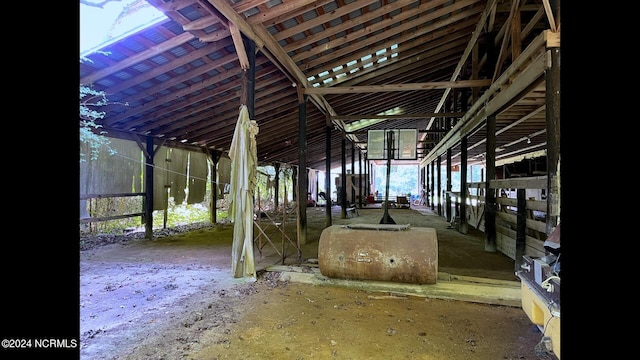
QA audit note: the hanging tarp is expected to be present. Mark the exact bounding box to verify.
[229,105,259,280]
[168,148,188,205]
[152,147,170,211]
[187,151,208,204]
[80,137,142,195]
[308,169,317,201]
[218,156,231,197]
[80,138,143,216]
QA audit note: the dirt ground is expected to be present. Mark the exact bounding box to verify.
[79,204,558,360]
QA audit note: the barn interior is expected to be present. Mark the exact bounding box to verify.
[76,0,563,359]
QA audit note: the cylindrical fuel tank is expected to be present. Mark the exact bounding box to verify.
[318,224,438,284]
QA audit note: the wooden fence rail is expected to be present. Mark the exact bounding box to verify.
[463,176,548,261]
[80,192,145,224]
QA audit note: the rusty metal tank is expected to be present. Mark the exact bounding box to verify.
[318,224,438,284]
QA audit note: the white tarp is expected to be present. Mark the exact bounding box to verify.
[229,105,259,280]
[187,151,208,204]
[80,137,142,195]
[168,148,188,205]
[80,138,143,216]
[308,169,317,201]
[217,156,231,197]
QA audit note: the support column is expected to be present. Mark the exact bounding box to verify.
[430,161,435,211]
[364,152,369,201]
[420,165,426,206]
[274,162,280,211]
[446,148,452,222]
[351,142,355,205]
[358,149,362,208]
[297,95,308,249]
[436,155,442,216]
[292,166,298,202]
[341,135,347,219]
[515,188,527,270]
[459,136,468,233]
[209,150,219,224]
[144,136,155,239]
[484,114,497,252]
[325,120,332,227]
[546,36,561,234]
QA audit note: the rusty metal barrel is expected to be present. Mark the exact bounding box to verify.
[318,224,438,284]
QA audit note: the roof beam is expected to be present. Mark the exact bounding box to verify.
[303,80,491,94]
[229,21,249,69]
[333,112,466,121]
[542,0,558,32]
[243,0,328,25]
[206,0,350,138]
[425,0,498,131]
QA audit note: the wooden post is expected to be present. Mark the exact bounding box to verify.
[484,114,497,252]
[436,155,442,216]
[325,120,332,227]
[358,147,362,208]
[430,160,435,211]
[292,166,298,202]
[459,135,468,234]
[341,135,347,219]
[274,162,280,212]
[446,148,452,222]
[144,136,154,239]
[297,95,308,249]
[546,37,561,235]
[515,188,526,270]
[420,165,426,206]
[209,150,219,224]
[351,142,355,206]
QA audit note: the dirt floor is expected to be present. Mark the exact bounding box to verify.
[79,204,558,360]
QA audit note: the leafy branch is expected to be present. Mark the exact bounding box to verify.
[80,83,112,161]
[80,55,129,161]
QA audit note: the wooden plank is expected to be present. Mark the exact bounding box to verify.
[495,225,546,258]
[80,192,145,200]
[496,231,516,260]
[445,273,520,287]
[526,199,546,212]
[525,237,546,255]
[303,80,492,94]
[495,197,545,212]
[465,201,486,232]
[79,212,145,223]
[489,176,547,190]
[266,265,320,273]
[496,211,546,233]
[275,270,522,307]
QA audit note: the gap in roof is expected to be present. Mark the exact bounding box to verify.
[344,107,404,133]
[307,44,398,87]
[80,0,167,56]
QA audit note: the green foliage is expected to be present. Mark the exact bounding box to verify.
[80,83,113,161]
[80,54,126,162]
[254,167,271,203]
[82,196,144,234]
[152,202,212,226]
[374,164,419,196]
[255,165,295,205]
[81,197,229,235]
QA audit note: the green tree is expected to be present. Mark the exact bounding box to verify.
[80,55,127,161]
[80,82,111,161]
